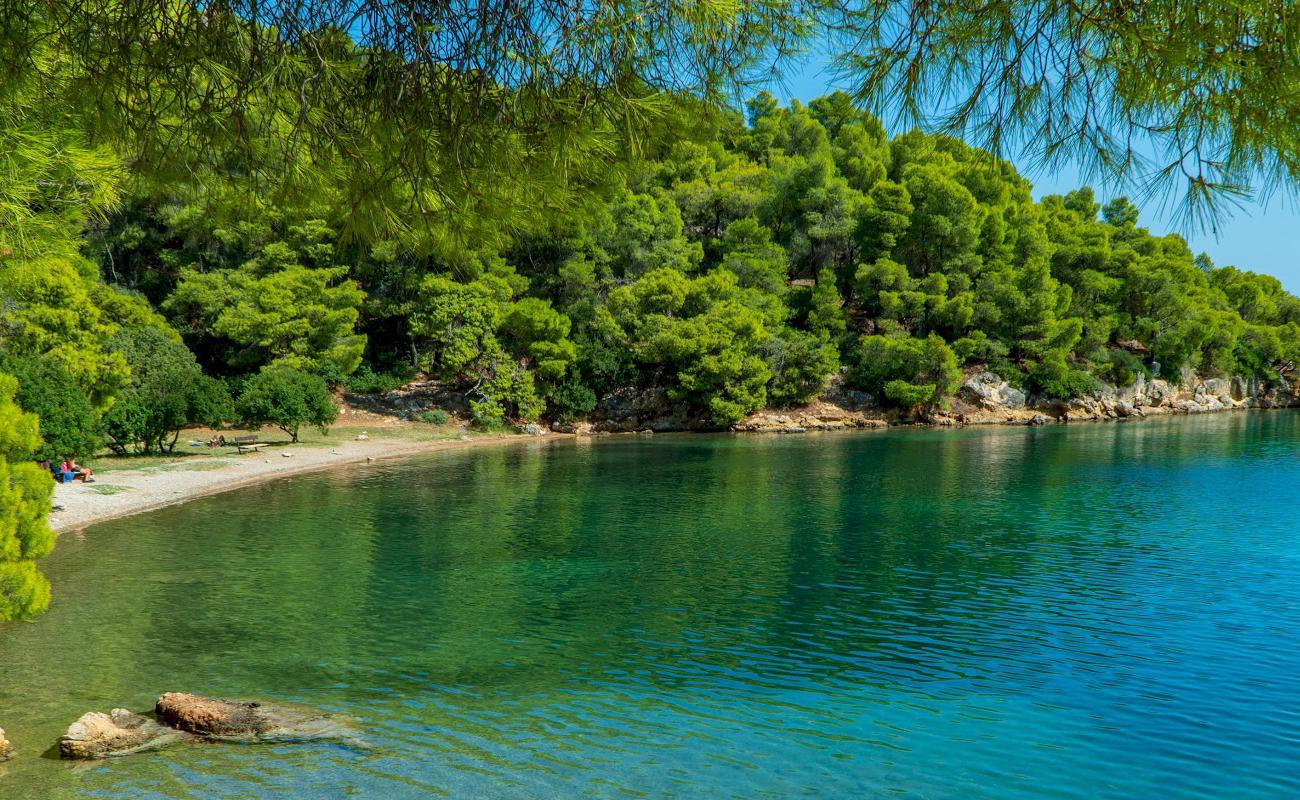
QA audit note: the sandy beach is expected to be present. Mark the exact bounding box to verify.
[49,428,567,532]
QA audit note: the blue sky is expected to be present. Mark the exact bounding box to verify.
[767,54,1300,293]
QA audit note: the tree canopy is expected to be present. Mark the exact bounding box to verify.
[6,1,1295,227]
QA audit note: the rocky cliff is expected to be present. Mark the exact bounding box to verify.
[935,370,1299,427]
[589,371,1299,433]
[343,371,1299,436]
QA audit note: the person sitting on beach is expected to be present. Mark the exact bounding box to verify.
[59,459,94,483]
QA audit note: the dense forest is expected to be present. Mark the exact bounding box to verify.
[7,91,1300,447]
[4,16,1300,620]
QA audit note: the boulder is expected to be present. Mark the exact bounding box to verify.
[591,387,712,432]
[1200,377,1232,398]
[960,372,1026,410]
[60,709,193,759]
[550,420,594,435]
[521,423,546,436]
[0,727,12,761]
[155,694,266,737]
[1230,376,1249,401]
[154,693,357,744]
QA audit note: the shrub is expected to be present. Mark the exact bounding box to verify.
[236,365,337,442]
[102,328,231,454]
[1027,352,1101,399]
[418,409,450,425]
[764,330,840,407]
[0,373,55,621]
[1,354,101,461]
[1095,348,1147,387]
[344,363,416,394]
[846,333,961,408]
[545,374,598,422]
[884,379,938,408]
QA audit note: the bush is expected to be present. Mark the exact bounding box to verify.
[884,379,938,408]
[418,409,450,425]
[344,363,417,394]
[1,354,101,461]
[1095,348,1147,387]
[102,328,231,454]
[469,360,545,425]
[846,333,961,408]
[764,330,840,407]
[545,374,598,422]
[0,373,55,621]
[1027,352,1101,399]
[236,365,338,442]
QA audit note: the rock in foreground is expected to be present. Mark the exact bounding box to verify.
[60,709,194,759]
[155,692,357,744]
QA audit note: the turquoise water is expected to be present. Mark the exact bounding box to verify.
[3,413,1300,798]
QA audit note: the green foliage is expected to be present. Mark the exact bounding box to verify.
[607,268,775,424]
[0,373,54,621]
[1027,354,1101,400]
[469,363,545,427]
[499,298,578,382]
[344,364,417,394]
[165,223,366,376]
[1,355,101,462]
[0,256,146,411]
[410,275,510,379]
[847,334,961,409]
[883,380,938,408]
[807,269,847,340]
[102,328,231,455]
[419,409,450,426]
[236,365,338,443]
[10,84,1300,470]
[764,330,840,407]
[545,375,599,422]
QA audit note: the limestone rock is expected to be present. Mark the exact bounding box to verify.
[521,423,546,436]
[550,420,594,435]
[591,387,713,432]
[60,709,193,759]
[960,372,1026,410]
[155,693,357,744]
[155,694,267,737]
[0,727,13,761]
[734,402,889,433]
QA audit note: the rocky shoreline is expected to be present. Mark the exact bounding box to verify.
[347,369,1300,436]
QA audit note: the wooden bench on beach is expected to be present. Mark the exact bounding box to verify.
[232,435,266,454]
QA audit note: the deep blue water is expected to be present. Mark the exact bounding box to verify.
[2,412,1300,798]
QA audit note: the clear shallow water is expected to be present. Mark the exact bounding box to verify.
[4,413,1300,798]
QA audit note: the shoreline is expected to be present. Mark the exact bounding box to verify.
[50,400,1297,535]
[49,431,571,533]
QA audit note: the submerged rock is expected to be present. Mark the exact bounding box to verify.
[155,693,358,744]
[60,709,194,759]
[0,727,13,761]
